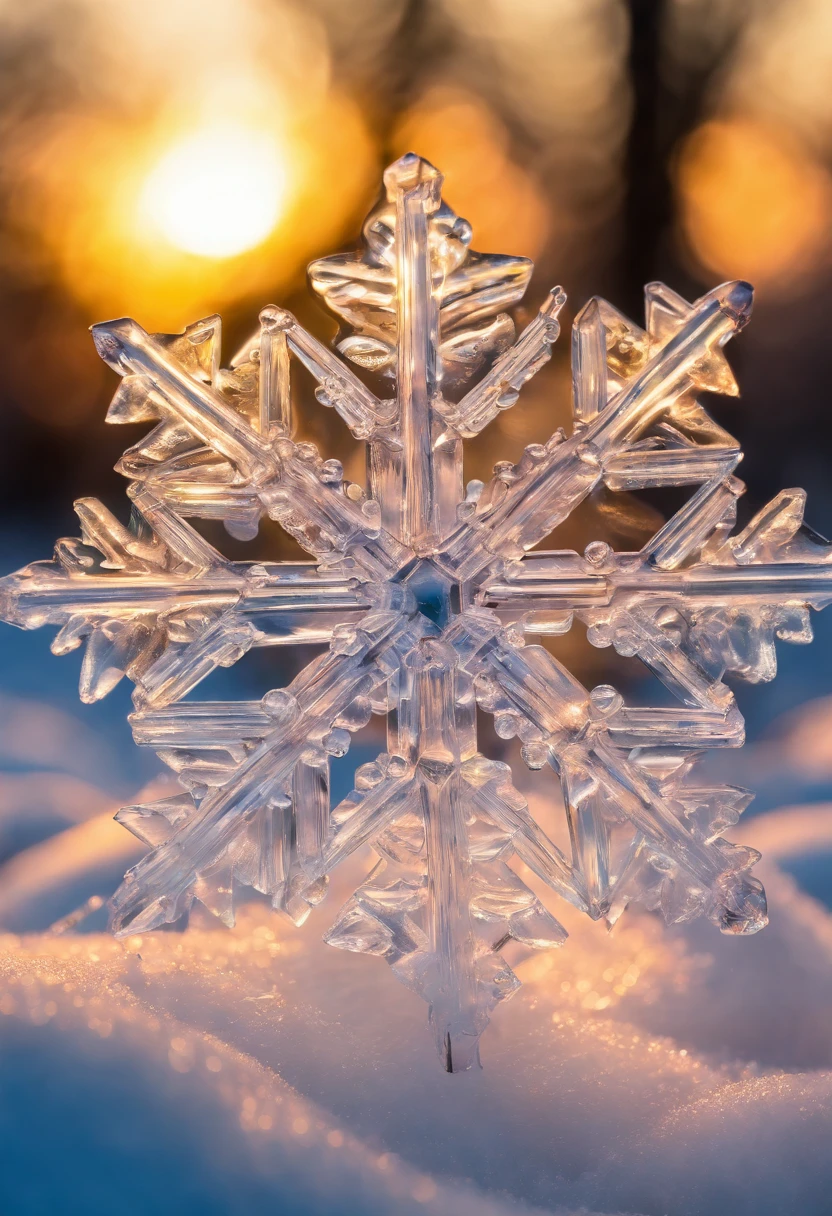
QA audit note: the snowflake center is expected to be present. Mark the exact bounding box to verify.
[400,557,460,629]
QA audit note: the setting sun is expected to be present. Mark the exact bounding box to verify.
[139,124,288,258]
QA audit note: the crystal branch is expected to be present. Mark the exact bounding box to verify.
[483,550,832,621]
[256,306,396,440]
[445,608,766,930]
[440,281,753,580]
[377,155,462,550]
[92,316,408,578]
[257,307,292,437]
[480,487,831,690]
[0,490,371,705]
[110,609,422,935]
[439,288,566,438]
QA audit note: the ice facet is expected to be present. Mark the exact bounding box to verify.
[2,154,831,1069]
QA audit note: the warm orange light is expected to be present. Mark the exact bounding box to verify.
[140,125,288,258]
[676,117,832,293]
[4,92,375,328]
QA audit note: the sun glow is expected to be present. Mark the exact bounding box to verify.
[140,124,288,258]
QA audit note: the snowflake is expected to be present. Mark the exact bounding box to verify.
[3,153,831,1071]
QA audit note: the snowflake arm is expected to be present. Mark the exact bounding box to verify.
[110,606,422,934]
[1,494,371,706]
[93,314,408,578]
[324,640,572,1073]
[444,607,762,929]
[438,279,752,581]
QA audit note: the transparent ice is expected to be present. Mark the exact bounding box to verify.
[3,153,831,1070]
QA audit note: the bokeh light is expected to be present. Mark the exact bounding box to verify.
[139,125,289,259]
[1,92,375,328]
[721,0,832,156]
[675,117,832,293]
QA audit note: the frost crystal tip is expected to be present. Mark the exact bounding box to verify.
[3,153,831,1070]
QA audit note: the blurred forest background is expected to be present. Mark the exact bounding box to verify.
[1,0,832,778]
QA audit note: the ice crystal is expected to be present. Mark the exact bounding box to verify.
[3,153,831,1070]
